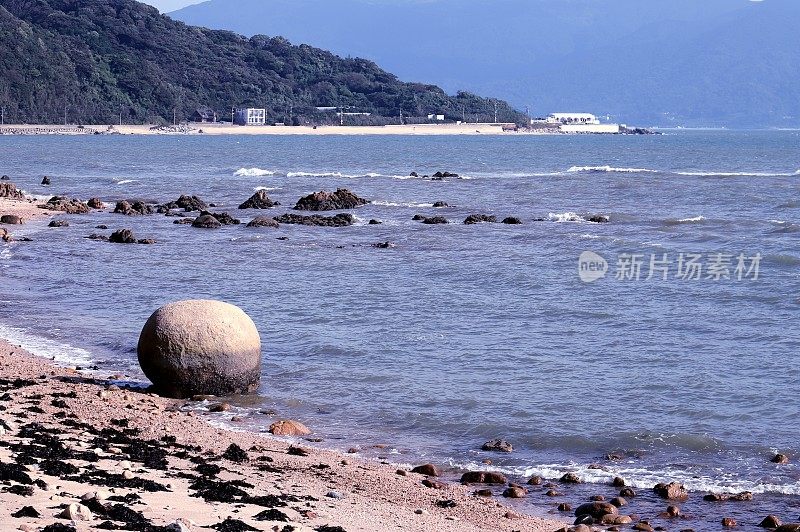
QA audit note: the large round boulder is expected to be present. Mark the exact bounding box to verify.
[137,300,262,398]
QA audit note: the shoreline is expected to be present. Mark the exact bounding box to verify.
[0,336,566,532]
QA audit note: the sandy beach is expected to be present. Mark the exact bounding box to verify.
[0,334,566,532]
[0,123,527,137]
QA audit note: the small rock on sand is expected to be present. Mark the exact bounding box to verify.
[269,419,311,436]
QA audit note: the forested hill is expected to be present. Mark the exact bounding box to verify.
[0,0,522,125]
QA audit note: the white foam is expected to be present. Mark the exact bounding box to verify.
[253,186,279,192]
[676,170,796,177]
[548,212,585,223]
[0,322,94,366]
[372,201,434,208]
[568,165,658,174]
[116,179,137,185]
[235,167,275,177]
[677,215,706,223]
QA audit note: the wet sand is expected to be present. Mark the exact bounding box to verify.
[0,339,565,531]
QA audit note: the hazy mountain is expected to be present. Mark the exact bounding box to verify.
[0,0,521,125]
[171,0,800,126]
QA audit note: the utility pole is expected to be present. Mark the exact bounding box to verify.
[231,107,235,126]
[494,101,498,124]
[1,106,4,126]
[399,107,404,125]
[64,103,67,126]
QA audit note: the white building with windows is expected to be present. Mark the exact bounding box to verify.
[545,113,601,125]
[543,112,620,133]
[235,108,266,126]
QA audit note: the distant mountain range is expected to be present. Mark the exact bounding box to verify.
[171,0,800,127]
[0,0,520,125]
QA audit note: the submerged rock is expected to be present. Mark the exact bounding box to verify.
[1,214,23,225]
[501,217,523,225]
[275,213,354,227]
[239,190,278,209]
[771,453,790,464]
[114,200,155,216]
[464,214,497,225]
[653,482,689,501]
[481,439,513,453]
[246,216,279,228]
[421,216,448,225]
[587,214,610,223]
[109,229,136,244]
[137,299,262,398]
[87,197,104,209]
[460,471,507,484]
[192,215,221,228]
[293,188,369,211]
[432,171,459,178]
[432,201,449,208]
[162,195,208,212]
[48,219,69,228]
[41,176,52,185]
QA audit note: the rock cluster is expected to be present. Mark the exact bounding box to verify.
[246,216,279,228]
[239,190,278,209]
[114,200,155,216]
[275,213,354,227]
[464,214,497,225]
[294,189,369,211]
[40,196,90,214]
[162,195,207,212]
[0,182,24,199]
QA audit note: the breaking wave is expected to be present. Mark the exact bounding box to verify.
[234,167,275,177]
[116,179,137,185]
[547,212,608,223]
[568,165,658,174]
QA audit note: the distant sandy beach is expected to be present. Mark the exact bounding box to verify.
[0,123,530,136]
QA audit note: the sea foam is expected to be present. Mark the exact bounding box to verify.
[235,167,275,177]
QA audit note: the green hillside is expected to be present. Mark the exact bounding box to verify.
[0,0,523,125]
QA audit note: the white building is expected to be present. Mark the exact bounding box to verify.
[427,114,445,121]
[545,113,600,125]
[235,108,266,126]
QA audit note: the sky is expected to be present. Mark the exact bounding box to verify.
[141,0,203,12]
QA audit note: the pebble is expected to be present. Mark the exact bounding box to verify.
[122,470,134,480]
[326,490,344,499]
[414,509,428,515]
[61,503,92,521]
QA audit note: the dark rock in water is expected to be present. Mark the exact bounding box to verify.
[411,214,425,221]
[162,195,208,212]
[612,476,626,487]
[48,219,69,228]
[1,214,23,225]
[0,182,24,199]
[373,241,394,249]
[433,201,449,208]
[722,517,738,528]
[771,453,790,464]
[421,216,448,225]
[610,497,627,508]
[409,171,419,177]
[560,472,582,484]
[12,506,40,518]
[239,190,278,209]
[460,471,507,484]
[503,486,527,498]
[774,524,800,532]
[95,225,108,229]
[87,197,104,209]
[575,501,618,519]
[587,214,610,223]
[192,214,222,229]
[482,439,513,453]
[759,515,782,528]
[294,188,369,211]
[110,229,137,244]
[527,476,543,485]
[86,233,109,241]
[502,217,523,225]
[620,487,636,498]
[432,171,459,178]
[557,503,572,512]
[246,216,279,228]
[0,175,8,180]
[41,196,90,214]
[137,239,157,245]
[368,219,382,225]
[200,211,240,226]
[410,464,440,477]
[173,218,195,225]
[41,176,51,185]
[464,214,497,225]
[114,200,155,216]
[653,482,688,501]
[275,213,354,227]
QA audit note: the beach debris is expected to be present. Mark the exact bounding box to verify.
[501,216,523,224]
[162,194,208,212]
[287,445,309,457]
[653,481,689,501]
[254,509,289,522]
[222,443,248,463]
[0,182,25,199]
[12,505,40,518]
[481,439,513,453]
[246,216,279,228]
[114,200,155,216]
[1,214,23,225]
[87,197,104,209]
[137,300,261,398]
[293,188,369,211]
[274,213,354,227]
[464,214,497,225]
[460,471,507,484]
[410,463,440,477]
[269,419,311,436]
[239,190,278,209]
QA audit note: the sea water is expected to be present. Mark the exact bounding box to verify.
[1,130,799,528]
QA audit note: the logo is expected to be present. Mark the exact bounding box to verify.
[578,251,608,283]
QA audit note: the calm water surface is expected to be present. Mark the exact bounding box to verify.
[1,131,799,529]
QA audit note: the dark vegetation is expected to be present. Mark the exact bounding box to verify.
[0,0,524,125]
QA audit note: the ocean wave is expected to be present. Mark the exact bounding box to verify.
[234,167,275,177]
[663,215,706,226]
[547,212,607,223]
[288,171,419,179]
[676,170,799,177]
[0,322,94,366]
[116,179,137,185]
[568,165,658,174]
[372,200,435,208]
